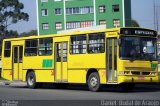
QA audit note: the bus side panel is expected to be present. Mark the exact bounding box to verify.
[23,56,55,82]
[67,69,107,84]
[68,69,86,83]
[98,69,107,84]
[68,54,106,69]
[68,54,106,84]
[2,40,12,80]
[22,69,55,82]
[35,70,54,82]
[22,70,27,81]
[23,56,54,70]
[2,70,12,81]
[2,58,12,70]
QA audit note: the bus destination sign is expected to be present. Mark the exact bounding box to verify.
[120,28,157,37]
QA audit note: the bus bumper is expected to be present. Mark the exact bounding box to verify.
[118,76,159,84]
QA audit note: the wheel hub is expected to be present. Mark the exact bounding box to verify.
[28,76,34,86]
[90,77,98,87]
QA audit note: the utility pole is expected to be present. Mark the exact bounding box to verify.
[156,6,159,32]
[154,0,156,30]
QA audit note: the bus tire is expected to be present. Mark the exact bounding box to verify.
[27,71,37,89]
[87,72,101,92]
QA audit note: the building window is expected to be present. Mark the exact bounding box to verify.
[88,33,105,53]
[42,23,49,30]
[73,7,80,14]
[66,8,73,15]
[39,38,53,56]
[66,22,80,29]
[99,20,106,25]
[70,35,87,54]
[41,9,48,16]
[66,21,94,29]
[81,20,94,28]
[99,5,105,13]
[66,6,93,15]
[55,22,62,30]
[55,8,61,15]
[54,0,61,1]
[112,4,119,12]
[41,0,48,2]
[113,19,120,27]
[25,39,38,56]
[4,41,11,57]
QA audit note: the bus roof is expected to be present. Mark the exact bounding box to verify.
[3,27,157,41]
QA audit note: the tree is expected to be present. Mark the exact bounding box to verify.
[0,0,29,37]
[20,30,37,37]
[131,19,140,27]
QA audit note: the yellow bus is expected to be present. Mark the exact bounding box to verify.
[1,27,159,91]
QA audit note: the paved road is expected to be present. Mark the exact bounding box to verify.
[0,82,160,106]
[0,82,160,100]
[0,64,159,106]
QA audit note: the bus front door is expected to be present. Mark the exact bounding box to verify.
[107,38,117,83]
[13,46,23,80]
[55,42,68,82]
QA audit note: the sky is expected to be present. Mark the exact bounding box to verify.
[8,0,160,34]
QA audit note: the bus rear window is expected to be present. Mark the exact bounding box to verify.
[4,41,11,57]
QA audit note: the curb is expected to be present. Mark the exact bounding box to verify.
[0,81,26,86]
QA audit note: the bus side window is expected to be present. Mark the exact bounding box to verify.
[70,35,86,54]
[39,38,53,56]
[25,39,38,56]
[88,33,105,53]
[4,41,11,57]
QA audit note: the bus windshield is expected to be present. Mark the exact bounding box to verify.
[120,36,157,61]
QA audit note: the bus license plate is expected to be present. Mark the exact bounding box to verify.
[138,76,145,80]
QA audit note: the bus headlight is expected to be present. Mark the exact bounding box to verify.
[151,72,157,76]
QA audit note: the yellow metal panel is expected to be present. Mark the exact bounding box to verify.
[35,70,54,82]
[2,58,12,69]
[68,54,105,69]
[62,62,68,81]
[118,75,159,84]
[98,69,107,84]
[68,70,86,83]
[22,70,27,81]
[19,63,23,80]
[55,62,61,81]
[118,60,158,72]
[13,63,18,80]
[23,56,54,69]
[2,70,12,81]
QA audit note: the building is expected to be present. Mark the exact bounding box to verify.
[36,0,131,35]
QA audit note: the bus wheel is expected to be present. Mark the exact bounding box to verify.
[27,71,37,89]
[120,83,135,92]
[87,72,101,92]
